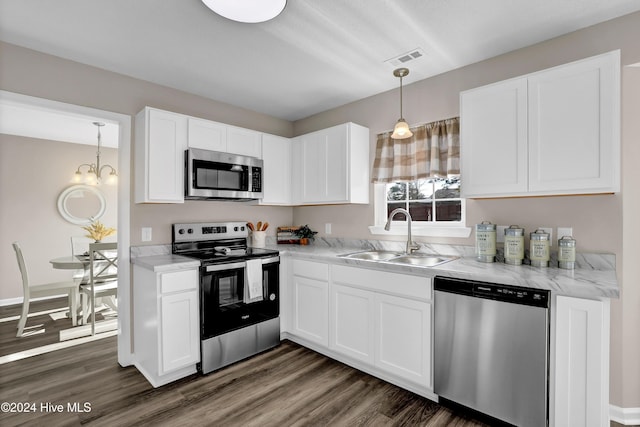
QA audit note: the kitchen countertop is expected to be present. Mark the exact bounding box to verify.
[272,241,619,299]
[131,254,200,273]
[128,239,618,299]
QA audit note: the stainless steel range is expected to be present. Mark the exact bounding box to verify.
[172,221,280,374]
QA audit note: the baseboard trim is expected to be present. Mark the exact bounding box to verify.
[0,294,68,307]
[610,405,640,425]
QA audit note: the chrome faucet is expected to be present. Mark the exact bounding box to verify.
[384,208,420,254]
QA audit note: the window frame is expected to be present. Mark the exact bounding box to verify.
[369,179,471,238]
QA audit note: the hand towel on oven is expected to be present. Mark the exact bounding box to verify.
[244,259,264,303]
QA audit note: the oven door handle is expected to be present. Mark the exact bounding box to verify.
[205,261,247,272]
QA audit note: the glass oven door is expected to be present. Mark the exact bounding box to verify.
[201,257,280,339]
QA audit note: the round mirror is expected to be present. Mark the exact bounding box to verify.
[57,185,106,225]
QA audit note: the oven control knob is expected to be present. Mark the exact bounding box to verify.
[187,228,194,234]
[234,226,239,231]
[241,226,245,231]
[269,293,276,301]
[178,229,185,234]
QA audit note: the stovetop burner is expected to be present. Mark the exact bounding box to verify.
[172,221,279,265]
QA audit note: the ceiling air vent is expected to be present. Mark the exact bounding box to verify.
[385,48,426,67]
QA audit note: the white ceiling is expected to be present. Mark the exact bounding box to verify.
[1,0,639,123]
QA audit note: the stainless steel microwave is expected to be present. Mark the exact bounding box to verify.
[185,148,263,200]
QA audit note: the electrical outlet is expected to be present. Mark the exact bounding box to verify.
[496,225,508,243]
[557,227,573,240]
[325,223,332,234]
[141,227,152,242]
[537,227,553,246]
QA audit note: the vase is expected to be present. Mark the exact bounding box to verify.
[300,238,309,245]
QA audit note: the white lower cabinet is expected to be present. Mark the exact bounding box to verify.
[291,259,329,347]
[552,295,609,427]
[133,264,200,387]
[330,284,374,364]
[288,260,433,396]
[374,293,431,388]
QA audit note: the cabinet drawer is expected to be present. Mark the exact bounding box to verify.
[293,259,329,281]
[160,269,198,294]
[332,265,431,300]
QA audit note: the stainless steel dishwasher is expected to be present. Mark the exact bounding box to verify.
[434,276,550,427]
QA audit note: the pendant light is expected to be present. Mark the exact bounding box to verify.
[391,68,413,140]
[71,122,118,185]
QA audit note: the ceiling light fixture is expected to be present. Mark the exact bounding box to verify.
[201,0,287,23]
[71,122,117,185]
[391,68,413,140]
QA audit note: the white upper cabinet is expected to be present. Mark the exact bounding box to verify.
[461,50,620,198]
[259,134,292,205]
[460,78,528,197]
[227,125,262,158]
[292,122,370,205]
[187,117,226,152]
[187,119,262,158]
[135,107,187,203]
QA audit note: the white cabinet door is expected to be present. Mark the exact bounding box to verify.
[374,293,431,388]
[292,275,329,346]
[528,52,620,194]
[260,134,291,205]
[227,125,262,158]
[460,78,528,198]
[187,117,227,152]
[329,284,374,364]
[292,123,369,205]
[159,290,199,375]
[135,108,187,203]
[553,296,608,427]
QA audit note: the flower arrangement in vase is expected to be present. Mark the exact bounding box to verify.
[82,219,116,243]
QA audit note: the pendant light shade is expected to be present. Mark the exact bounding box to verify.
[391,68,413,140]
[201,0,287,23]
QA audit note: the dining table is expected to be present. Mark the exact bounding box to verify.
[49,251,117,333]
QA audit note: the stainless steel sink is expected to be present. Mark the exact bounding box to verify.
[339,250,404,261]
[387,254,457,267]
[339,250,458,267]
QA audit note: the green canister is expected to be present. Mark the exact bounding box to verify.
[475,221,496,263]
[529,229,550,267]
[558,236,576,269]
[504,225,525,265]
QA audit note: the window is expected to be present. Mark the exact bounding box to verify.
[370,176,470,238]
[386,177,463,223]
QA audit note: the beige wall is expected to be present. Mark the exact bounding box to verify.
[0,134,117,300]
[0,11,638,409]
[292,12,640,409]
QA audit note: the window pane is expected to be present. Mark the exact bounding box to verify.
[387,182,407,201]
[435,200,462,221]
[408,201,432,221]
[408,181,431,200]
[433,177,461,199]
[387,202,407,219]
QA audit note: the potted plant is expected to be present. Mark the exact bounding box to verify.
[82,219,116,243]
[295,224,318,245]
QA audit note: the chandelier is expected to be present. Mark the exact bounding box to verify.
[72,122,117,185]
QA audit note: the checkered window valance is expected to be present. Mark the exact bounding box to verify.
[371,117,460,183]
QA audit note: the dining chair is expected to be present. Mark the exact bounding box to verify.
[12,242,80,337]
[80,242,118,334]
[70,235,93,282]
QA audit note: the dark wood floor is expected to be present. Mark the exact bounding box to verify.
[0,297,111,357]
[0,337,490,427]
[1,300,489,427]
